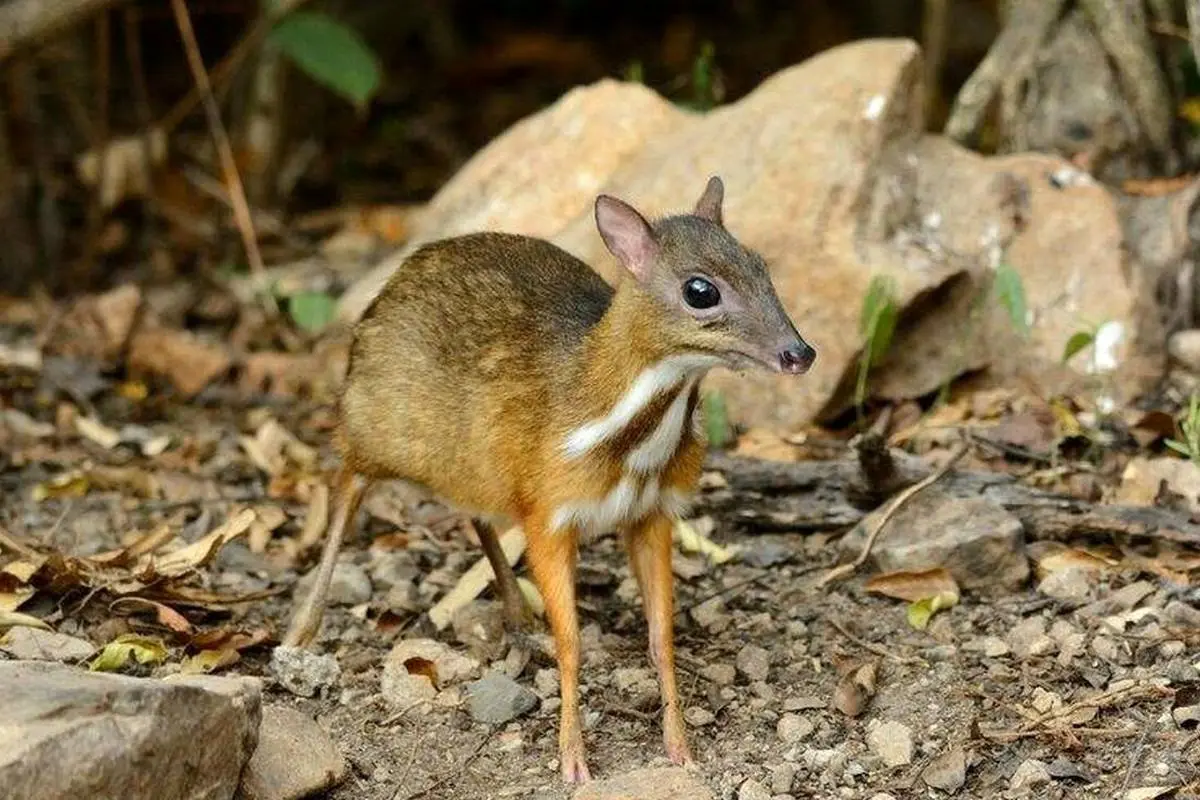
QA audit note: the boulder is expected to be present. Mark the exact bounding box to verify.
[0,661,261,800]
[337,38,1151,430]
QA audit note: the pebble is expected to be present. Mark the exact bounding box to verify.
[380,670,436,711]
[737,778,771,800]
[684,706,716,727]
[783,694,825,711]
[736,644,770,682]
[239,705,347,800]
[1009,758,1051,791]
[571,766,714,800]
[691,597,730,630]
[776,713,814,744]
[269,645,340,698]
[865,720,913,767]
[384,638,480,687]
[464,670,537,724]
[769,764,796,794]
[1091,634,1132,665]
[964,635,1009,657]
[612,667,651,692]
[742,539,792,568]
[451,601,508,662]
[1164,600,1200,628]
[1007,617,1056,658]
[534,668,560,698]
[1037,566,1093,601]
[0,627,96,662]
[701,663,737,686]
[920,744,966,792]
[297,561,371,607]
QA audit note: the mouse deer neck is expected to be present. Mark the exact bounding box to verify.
[563,280,717,459]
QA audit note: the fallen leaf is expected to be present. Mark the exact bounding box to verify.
[179,647,240,674]
[866,567,960,603]
[907,591,959,630]
[517,577,544,617]
[296,482,330,550]
[32,470,90,502]
[0,609,52,631]
[733,428,798,462]
[1,408,55,438]
[832,660,876,717]
[89,633,168,671]
[110,597,193,634]
[428,526,525,630]
[190,626,270,652]
[0,589,35,613]
[149,508,256,577]
[127,323,232,398]
[674,518,739,565]
[1028,541,1119,577]
[74,415,122,449]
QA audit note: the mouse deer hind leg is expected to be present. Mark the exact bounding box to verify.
[473,518,536,634]
[283,467,372,648]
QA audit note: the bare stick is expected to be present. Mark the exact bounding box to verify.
[922,0,949,120]
[1188,1,1200,78]
[169,0,276,315]
[818,443,968,587]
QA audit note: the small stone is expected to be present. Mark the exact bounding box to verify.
[269,645,340,698]
[1007,617,1056,659]
[0,627,96,662]
[701,663,737,686]
[1037,567,1093,601]
[572,766,714,800]
[1169,329,1200,372]
[770,764,796,794]
[451,601,508,662]
[777,713,814,744]
[1164,601,1200,628]
[534,668,560,698]
[736,644,770,682]
[297,560,371,607]
[384,638,480,689]
[612,667,651,692]
[964,635,1009,657]
[1091,635,1132,665]
[384,580,420,613]
[691,596,729,630]
[684,706,716,727]
[867,795,897,800]
[737,778,771,800]
[783,694,825,711]
[1125,789,1181,800]
[464,670,537,724]
[1009,758,1051,791]
[239,706,347,800]
[742,540,792,568]
[1160,640,1186,659]
[866,719,913,767]
[920,744,966,792]
[380,670,436,711]
[1030,687,1062,714]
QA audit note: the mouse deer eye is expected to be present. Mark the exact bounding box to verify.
[682,276,720,310]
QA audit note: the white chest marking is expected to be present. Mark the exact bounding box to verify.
[562,354,720,459]
[550,475,660,536]
[626,377,699,474]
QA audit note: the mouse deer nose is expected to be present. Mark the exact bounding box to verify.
[779,340,816,375]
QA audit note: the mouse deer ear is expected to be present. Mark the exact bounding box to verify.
[693,176,724,225]
[595,194,658,281]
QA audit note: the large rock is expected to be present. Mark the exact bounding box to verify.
[838,486,1030,592]
[238,706,347,800]
[0,661,261,800]
[338,39,1151,430]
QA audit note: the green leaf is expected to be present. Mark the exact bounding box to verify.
[993,262,1030,337]
[1165,439,1192,456]
[269,11,381,110]
[1061,330,1094,363]
[906,591,958,631]
[90,634,168,672]
[288,291,336,334]
[702,391,732,449]
[855,275,898,412]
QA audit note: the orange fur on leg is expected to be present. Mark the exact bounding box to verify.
[625,512,692,765]
[524,516,590,783]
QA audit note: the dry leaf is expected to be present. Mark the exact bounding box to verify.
[0,609,52,631]
[150,508,256,577]
[866,568,960,603]
[74,415,121,449]
[674,518,739,565]
[110,597,193,634]
[32,470,90,502]
[833,661,877,717]
[907,592,959,630]
[297,482,330,550]
[733,428,798,461]
[0,589,35,613]
[179,647,241,674]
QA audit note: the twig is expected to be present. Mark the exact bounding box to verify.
[1118,712,1153,793]
[168,0,276,315]
[0,525,40,559]
[827,616,922,665]
[818,443,968,587]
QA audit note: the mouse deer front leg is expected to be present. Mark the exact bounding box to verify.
[625,511,692,765]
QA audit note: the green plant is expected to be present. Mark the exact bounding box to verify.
[855,274,899,418]
[623,60,644,84]
[1166,393,1200,465]
[992,261,1030,338]
[287,290,336,335]
[702,390,732,449]
[267,8,382,111]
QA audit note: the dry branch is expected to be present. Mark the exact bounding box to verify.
[700,451,1200,549]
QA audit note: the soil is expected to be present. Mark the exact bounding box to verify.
[3,388,1197,800]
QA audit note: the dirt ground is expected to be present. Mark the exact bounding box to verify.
[2,381,1197,800]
